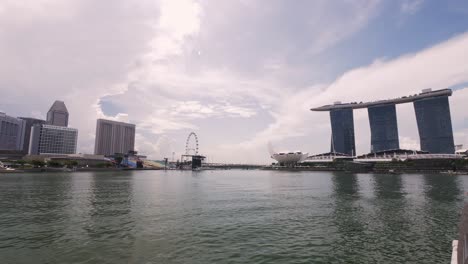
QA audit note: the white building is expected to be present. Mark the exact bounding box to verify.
[271,151,308,166]
[29,124,78,155]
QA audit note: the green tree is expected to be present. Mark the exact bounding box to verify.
[64,160,79,168]
[47,160,63,167]
[15,160,26,168]
[31,160,46,168]
[95,162,112,168]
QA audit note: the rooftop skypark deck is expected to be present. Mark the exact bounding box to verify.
[310,88,452,111]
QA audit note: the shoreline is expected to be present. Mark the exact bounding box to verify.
[0,167,166,174]
[261,166,468,174]
[2,166,468,174]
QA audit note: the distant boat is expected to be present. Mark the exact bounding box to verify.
[0,167,16,173]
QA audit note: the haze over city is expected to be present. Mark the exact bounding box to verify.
[2,0,468,163]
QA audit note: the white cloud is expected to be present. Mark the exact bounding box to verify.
[0,0,158,154]
[0,0,78,21]
[146,0,201,61]
[399,136,420,150]
[168,101,256,119]
[95,0,384,163]
[139,116,198,135]
[6,0,467,164]
[135,133,176,160]
[234,31,468,162]
[401,0,424,14]
[3,0,379,162]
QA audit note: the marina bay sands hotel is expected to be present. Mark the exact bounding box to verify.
[311,88,455,155]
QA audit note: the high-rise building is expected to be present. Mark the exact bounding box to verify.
[18,117,46,154]
[94,119,136,155]
[47,100,69,127]
[368,104,399,152]
[29,124,78,155]
[312,88,455,155]
[414,95,455,154]
[27,100,79,155]
[329,108,355,156]
[0,112,26,151]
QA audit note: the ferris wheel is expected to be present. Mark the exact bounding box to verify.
[185,132,199,155]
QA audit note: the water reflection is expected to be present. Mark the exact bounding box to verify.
[423,174,461,202]
[0,174,72,263]
[328,172,367,262]
[422,174,463,261]
[0,171,465,264]
[84,172,137,262]
[371,174,411,262]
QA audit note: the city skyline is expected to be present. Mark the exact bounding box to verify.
[2,88,461,160]
[1,101,138,157]
[1,3,467,263]
[1,1,468,163]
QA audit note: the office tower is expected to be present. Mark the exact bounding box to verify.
[29,124,78,155]
[367,104,399,152]
[94,119,136,155]
[47,100,69,127]
[329,108,356,156]
[414,95,455,154]
[0,112,26,151]
[18,117,46,153]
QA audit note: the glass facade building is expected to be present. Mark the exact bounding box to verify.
[18,117,46,153]
[414,96,455,154]
[367,104,399,152]
[29,124,78,155]
[329,108,355,156]
[0,112,25,151]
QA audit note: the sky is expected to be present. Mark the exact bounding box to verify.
[1,0,468,164]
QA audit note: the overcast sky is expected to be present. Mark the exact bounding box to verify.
[1,0,468,163]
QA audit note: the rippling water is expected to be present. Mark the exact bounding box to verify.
[0,170,466,263]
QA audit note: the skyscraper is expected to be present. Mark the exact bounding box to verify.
[29,124,78,155]
[329,108,356,156]
[0,112,26,151]
[47,100,69,127]
[94,119,136,155]
[367,104,399,152]
[414,95,455,154]
[28,100,79,155]
[312,88,455,155]
[18,117,46,153]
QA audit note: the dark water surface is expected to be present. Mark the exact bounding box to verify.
[0,170,466,264]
